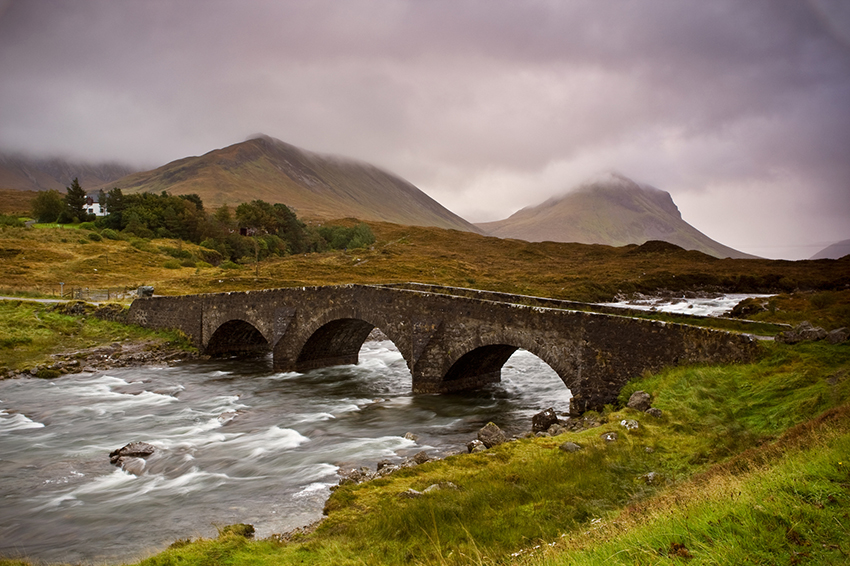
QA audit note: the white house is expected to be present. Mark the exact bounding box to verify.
[85,194,106,216]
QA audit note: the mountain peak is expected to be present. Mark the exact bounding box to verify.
[92,137,481,233]
[575,171,642,190]
[477,175,754,259]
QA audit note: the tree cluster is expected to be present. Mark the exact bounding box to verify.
[30,178,94,223]
[30,183,375,263]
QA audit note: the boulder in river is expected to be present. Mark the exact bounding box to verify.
[412,451,431,465]
[532,407,559,433]
[477,422,507,448]
[109,441,157,474]
[109,441,156,464]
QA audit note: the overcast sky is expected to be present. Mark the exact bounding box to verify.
[1,0,848,259]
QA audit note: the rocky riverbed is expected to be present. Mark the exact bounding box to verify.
[0,339,200,380]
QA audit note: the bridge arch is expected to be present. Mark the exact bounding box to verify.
[295,317,376,371]
[205,319,271,357]
[273,307,410,375]
[431,332,580,394]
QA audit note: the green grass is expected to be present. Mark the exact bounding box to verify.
[0,300,193,372]
[527,413,850,566]
[37,340,840,566]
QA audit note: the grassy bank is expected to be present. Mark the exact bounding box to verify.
[527,409,850,566]
[46,339,840,566]
[0,300,193,373]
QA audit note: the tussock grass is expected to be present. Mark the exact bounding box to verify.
[528,409,850,566]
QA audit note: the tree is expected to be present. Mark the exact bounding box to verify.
[63,178,87,222]
[179,193,204,211]
[104,188,126,216]
[31,190,65,223]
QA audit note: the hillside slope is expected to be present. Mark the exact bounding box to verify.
[0,153,136,193]
[98,135,480,232]
[477,173,754,259]
[811,238,850,260]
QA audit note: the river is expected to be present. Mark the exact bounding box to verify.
[0,340,571,564]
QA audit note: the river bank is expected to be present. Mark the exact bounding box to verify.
[0,338,200,380]
[0,299,196,380]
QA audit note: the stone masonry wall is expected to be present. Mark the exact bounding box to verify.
[127,284,761,412]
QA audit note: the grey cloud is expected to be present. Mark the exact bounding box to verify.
[0,0,848,259]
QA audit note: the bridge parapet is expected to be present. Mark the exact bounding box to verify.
[127,284,760,412]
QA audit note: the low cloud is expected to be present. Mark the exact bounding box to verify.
[1,0,848,258]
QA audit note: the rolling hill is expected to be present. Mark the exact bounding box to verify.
[96,135,480,233]
[477,172,755,259]
[811,239,850,260]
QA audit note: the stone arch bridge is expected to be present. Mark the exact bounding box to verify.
[126,283,759,413]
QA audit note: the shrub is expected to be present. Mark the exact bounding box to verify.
[811,291,837,310]
[180,259,196,268]
[100,228,120,240]
[163,259,181,269]
[78,221,96,230]
[88,232,102,242]
[31,190,64,222]
[35,368,61,379]
[220,261,241,270]
[195,261,213,269]
[129,238,156,253]
[196,248,223,266]
[158,245,192,259]
[317,223,376,250]
[77,238,89,245]
[217,523,254,538]
[0,214,24,228]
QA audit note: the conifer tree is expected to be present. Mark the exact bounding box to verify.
[63,177,87,222]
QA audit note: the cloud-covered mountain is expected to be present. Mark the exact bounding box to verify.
[811,239,850,260]
[97,135,480,233]
[476,173,755,259]
[0,153,136,193]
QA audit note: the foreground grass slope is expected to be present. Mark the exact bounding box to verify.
[36,340,837,566]
[529,410,850,566]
